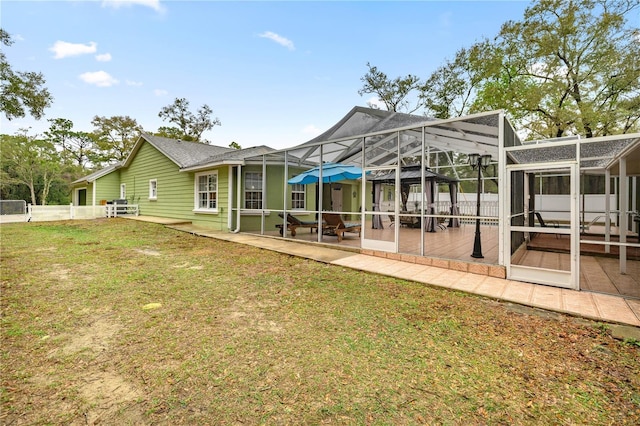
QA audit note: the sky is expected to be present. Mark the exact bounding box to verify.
[1,0,531,150]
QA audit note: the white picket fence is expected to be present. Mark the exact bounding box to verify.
[0,203,139,223]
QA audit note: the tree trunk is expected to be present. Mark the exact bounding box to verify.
[29,178,37,205]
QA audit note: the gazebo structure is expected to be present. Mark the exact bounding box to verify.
[236,106,640,298]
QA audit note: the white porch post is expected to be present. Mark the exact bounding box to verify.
[619,157,627,274]
[317,145,323,243]
[497,113,506,266]
[227,165,233,230]
[605,169,611,254]
[235,165,242,232]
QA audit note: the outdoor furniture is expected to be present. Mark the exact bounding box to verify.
[276,212,319,236]
[534,211,561,238]
[387,211,395,228]
[322,213,361,242]
[399,211,420,228]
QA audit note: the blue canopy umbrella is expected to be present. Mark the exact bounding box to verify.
[287,162,364,185]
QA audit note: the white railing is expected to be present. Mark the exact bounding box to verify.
[105,204,139,218]
[12,203,140,222]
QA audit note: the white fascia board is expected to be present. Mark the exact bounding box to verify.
[180,160,243,172]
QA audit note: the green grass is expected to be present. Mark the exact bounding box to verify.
[1,218,639,425]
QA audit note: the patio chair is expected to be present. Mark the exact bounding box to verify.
[534,211,560,228]
[534,211,561,238]
[322,213,361,242]
[276,212,319,236]
[387,211,395,228]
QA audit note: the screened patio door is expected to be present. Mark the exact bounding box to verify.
[506,162,579,289]
[362,166,397,252]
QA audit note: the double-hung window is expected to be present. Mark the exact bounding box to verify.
[149,179,157,200]
[244,172,262,209]
[291,183,305,209]
[196,172,218,211]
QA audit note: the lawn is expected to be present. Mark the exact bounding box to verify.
[1,219,639,425]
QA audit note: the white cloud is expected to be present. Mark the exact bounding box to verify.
[126,80,143,86]
[13,34,25,42]
[95,53,112,62]
[50,41,97,59]
[302,124,321,136]
[259,31,295,51]
[79,71,119,87]
[101,0,165,13]
[154,89,168,96]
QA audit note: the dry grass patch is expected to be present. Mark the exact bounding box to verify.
[1,218,639,425]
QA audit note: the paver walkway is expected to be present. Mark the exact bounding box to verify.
[129,217,640,328]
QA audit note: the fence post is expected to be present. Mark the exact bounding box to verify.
[69,203,74,219]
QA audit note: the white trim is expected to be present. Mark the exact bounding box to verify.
[120,183,126,200]
[290,182,306,210]
[192,209,220,215]
[148,179,158,200]
[243,170,263,210]
[74,187,87,206]
[194,170,219,212]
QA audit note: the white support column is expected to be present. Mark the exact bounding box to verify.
[227,165,234,230]
[317,145,323,243]
[420,127,426,257]
[619,158,627,274]
[571,153,580,290]
[261,156,267,234]
[283,151,289,236]
[497,113,506,266]
[605,169,611,254]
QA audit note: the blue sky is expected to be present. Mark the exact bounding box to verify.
[1,0,530,149]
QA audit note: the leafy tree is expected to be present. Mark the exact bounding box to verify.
[1,130,61,205]
[358,62,421,113]
[158,97,221,143]
[44,118,74,152]
[91,115,142,163]
[44,118,98,170]
[361,0,639,138]
[229,141,241,150]
[0,29,53,120]
[419,41,497,119]
[474,0,640,138]
[154,126,184,140]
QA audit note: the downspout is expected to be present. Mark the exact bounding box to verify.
[231,164,242,233]
[227,165,233,231]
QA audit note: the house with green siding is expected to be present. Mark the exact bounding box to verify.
[72,133,319,231]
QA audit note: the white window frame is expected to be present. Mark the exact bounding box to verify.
[194,171,218,213]
[149,179,157,200]
[244,171,263,210]
[291,183,305,210]
[120,183,126,199]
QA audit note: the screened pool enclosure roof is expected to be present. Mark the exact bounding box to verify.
[246,106,507,169]
[507,134,640,175]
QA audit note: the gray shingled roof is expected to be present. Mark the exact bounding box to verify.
[140,133,235,168]
[186,145,276,169]
[72,162,122,184]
